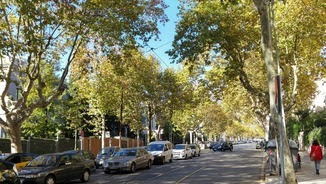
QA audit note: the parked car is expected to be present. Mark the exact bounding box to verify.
[62,150,96,172]
[213,142,233,152]
[95,146,120,169]
[0,160,20,184]
[19,152,94,184]
[189,144,201,157]
[172,144,192,160]
[146,141,173,164]
[1,153,38,170]
[103,147,153,174]
[256,143,262,149]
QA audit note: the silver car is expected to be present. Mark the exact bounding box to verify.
[103,148,153,174]
[189,144,201,157]
[95,146,120,168]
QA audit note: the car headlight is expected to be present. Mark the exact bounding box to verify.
[157,153,162,157]
[122,162,130,166]
[103,162,108,168]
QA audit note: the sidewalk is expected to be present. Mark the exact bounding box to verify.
[264,151,326,184]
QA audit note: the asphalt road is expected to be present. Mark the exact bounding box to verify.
[68,143,264,184]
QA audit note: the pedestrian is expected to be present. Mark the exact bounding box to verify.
[310,139,323,175]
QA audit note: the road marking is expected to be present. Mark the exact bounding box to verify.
[145,166,185,181]
[175,165,208,183]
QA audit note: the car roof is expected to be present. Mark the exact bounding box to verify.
[41,152,74,156]
[149,141,172,144]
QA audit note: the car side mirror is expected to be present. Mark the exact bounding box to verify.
[164,148,168,151]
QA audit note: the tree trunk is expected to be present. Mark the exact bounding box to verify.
[253,0,297,183]
[119,90,124,147]
[137,130,140,147]
[9,124,23,153]
[101,114,105,149]
[148,102,152,144]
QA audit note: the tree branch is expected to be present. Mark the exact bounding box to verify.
[0,116,8,129]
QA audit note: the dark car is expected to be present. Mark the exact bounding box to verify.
[1,153,38,170]
[95,147,120,168]
[213,142,233,152]
[209,142,218,150]
[18,152,94,184]
[0,160,20,184]
[63,150,96,172]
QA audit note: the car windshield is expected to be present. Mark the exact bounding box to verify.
[190,145,196,149]
[175,145,185,150]
[27,155,58,167]
[100,148,114,155]
[114,149,136,157]
[146,144,164,151]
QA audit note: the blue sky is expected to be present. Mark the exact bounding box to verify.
[143,1,181,70]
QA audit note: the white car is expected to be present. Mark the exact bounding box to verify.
[146,141,174,164]
[189,144,201,157]
[172,144,192,160]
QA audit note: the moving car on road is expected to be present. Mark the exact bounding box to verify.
[213,142,233,152]
[172,144,192,160]
[209,142,218,150]
[103,147,153,174]
[189,144,201,157]
[19,152,94,184]
[95,147,120,168]
[146,141,173,164]
[256,143,262,149]
[0,160,20,184]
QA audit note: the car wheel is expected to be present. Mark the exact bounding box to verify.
[81,169,90,183]
[169,155,173,162]
[222,149,225,152]
[130,162,136,173]
[104,170,111,174]
[161,157,165,165]
[147,160,152,169]
[185,154,188,160]
[45,175,56,184]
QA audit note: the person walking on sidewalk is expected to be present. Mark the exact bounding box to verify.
[310,140,323,175]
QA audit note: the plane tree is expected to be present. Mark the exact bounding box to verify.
[0,0,167,153]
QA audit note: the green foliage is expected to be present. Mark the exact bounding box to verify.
[287,108,326,145]
[308,127,326,146]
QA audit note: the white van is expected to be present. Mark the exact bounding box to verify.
[146,141,173,164]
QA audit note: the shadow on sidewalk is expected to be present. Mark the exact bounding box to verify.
[295,151,325,184]
[263,151,325,184]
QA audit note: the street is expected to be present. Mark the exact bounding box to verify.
[68,143,264,184]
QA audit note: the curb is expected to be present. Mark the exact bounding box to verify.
[260,152,268,183]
